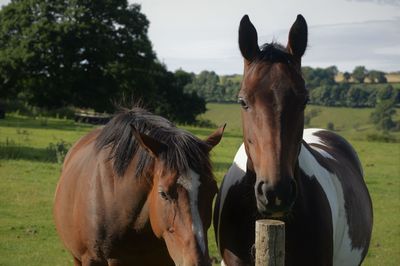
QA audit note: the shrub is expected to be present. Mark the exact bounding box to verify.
[366,133,398,143]
[46,140,71,163]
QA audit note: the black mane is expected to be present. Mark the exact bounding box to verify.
[258,43,294,65]
[95,107,212,179]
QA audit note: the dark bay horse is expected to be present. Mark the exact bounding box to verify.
[214,15,373,266]
[54,107,225,266]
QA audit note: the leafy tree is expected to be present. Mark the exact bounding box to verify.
[174,69,195,91]
[342,72,351,83]
[302,66,337,89]
[376,85,395,101]
[346,86,369,107]
[152,68,205,124]
[0,0,205,123]
[352,66,368,83]
[368,70,387,84]
[0,0,157,111]
[370,95,398,131]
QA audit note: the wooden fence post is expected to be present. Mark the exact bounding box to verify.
[255,219,285,266]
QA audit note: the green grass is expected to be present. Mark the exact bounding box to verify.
[0,105,399,265]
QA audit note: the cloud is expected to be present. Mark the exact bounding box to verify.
[346,0,400,7]
[254,18,400,73]
[164,18,400,74]
[305,19,400,71]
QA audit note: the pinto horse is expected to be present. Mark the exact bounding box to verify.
[214,15,373,266]
[54,107,225,266]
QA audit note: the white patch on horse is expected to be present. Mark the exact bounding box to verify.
[313,146,336,160]
[299,144,363,266]
[234,143,247,171]
[303,128,325,145]
[216,143,247,255]
[303,128,336,160]
[180,169,206,255]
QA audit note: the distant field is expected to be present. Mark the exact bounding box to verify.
[386,73,400,83]
[200,103,400,141]
[0,104,399,265]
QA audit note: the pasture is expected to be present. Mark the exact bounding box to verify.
[0,104,399,265]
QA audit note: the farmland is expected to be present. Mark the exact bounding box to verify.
[0,104,399,265]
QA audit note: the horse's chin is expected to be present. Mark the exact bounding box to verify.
[257,211,287,220]
[256,205,292,220]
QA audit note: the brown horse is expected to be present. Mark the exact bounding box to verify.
[54,107,225,266]
[214,15,373,265]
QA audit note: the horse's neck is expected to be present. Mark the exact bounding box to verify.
[100,152,154,232]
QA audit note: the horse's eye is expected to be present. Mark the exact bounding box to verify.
[238,97,249,110]
[158,190,170,201]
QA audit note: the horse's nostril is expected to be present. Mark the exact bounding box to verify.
[256,181,264,195]
[266,190,276,204]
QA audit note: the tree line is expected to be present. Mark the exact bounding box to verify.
[182,67,399,108]
[0,0,204,123]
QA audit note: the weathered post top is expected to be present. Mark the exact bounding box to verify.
[255,219,285,266]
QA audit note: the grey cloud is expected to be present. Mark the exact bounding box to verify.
[346,0,400,7]
[259,19,400,72]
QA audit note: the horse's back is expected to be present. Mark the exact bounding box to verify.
[301,128,373,265]
[54,128,104,259]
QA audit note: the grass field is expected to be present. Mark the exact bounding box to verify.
[0,104,399,265]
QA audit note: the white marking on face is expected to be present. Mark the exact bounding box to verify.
[299,144,363,265]
[181,168,206,255]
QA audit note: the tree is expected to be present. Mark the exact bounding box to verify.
[342,72,351,83]
[352,66,368,83]
[151,68,206,124]
[1,0,160,111]
[301,66,337,89]
[346,86,369,107]
[184,71,221,102]
[368,70,387,84]
[370,96,398,131]
[0,0,205,123]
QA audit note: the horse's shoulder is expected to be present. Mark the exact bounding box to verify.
[63,128,102,169]
[302,128,363,176]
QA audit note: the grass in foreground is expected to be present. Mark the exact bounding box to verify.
[0,104,399,265]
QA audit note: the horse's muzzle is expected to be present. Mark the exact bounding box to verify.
[255,177,297,217]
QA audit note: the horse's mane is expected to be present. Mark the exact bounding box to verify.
[257,42,294,65]
[95,107,213,180]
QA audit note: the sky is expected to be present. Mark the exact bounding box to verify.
[1,0,399,75]
[138,0,400,74]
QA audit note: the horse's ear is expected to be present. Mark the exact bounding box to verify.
[131,127,168,158]
[287,14,308,59]
[239,15,260,63]
[204,123,226,150]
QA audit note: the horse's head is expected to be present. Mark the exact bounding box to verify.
[133,125,225,266]
[238,15,308,217]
